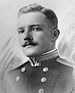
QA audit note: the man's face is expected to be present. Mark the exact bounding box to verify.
[18,12,54,57]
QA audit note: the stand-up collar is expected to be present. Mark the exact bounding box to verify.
[11,49,58,69]
[29,49,58,67]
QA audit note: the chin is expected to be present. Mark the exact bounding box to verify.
[22,46,41,57]
[23,49,42,57]
[22,45,47,57]
[24,52,41,57]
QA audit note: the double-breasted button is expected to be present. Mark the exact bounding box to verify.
[16,76,20,82]
[43,67,48,72]
[39,88,44,93]
[21,67,26,72]
[41,77,47,83]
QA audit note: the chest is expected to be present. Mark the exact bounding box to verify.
[3,61,74,93]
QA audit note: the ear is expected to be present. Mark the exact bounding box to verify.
[52,29,60,42]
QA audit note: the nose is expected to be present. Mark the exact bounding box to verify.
[24,28,33,41]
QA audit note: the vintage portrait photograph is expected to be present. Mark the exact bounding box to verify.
[0,0,75,93]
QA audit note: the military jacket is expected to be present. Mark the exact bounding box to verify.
[0,50,75,93]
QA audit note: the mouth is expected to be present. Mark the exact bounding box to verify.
[22,40,37,47]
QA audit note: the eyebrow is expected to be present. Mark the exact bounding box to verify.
[30,24,43,27]
[17,24,44,30]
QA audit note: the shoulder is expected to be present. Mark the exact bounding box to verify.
[53,57,75,93]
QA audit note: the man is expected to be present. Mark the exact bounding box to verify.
[1,4,75,93]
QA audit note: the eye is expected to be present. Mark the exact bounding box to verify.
[18,28,24,34]
[32,27,42,31]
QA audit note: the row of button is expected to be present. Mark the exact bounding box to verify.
[16,66,49,93]
[20,66,49,73]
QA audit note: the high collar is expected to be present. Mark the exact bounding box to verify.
[11,49,58,69]
[29,49,58,67]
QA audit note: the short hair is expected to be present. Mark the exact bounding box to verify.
[18,3,58,29]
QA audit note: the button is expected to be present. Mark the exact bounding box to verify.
[21,67,26,72]
[16,76,20,82]
[43,67,48,72]
[39,88,44,93]
[41,77,46,83]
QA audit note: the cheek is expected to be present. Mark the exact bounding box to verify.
[39,34,52,48]
[34,32,50,43]
[34,34,45,43]
[33,32,45,40]
[34,33,50,49]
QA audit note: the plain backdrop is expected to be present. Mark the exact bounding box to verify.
[0,0,75,49]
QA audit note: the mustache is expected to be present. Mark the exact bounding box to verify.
[22,40,37,47]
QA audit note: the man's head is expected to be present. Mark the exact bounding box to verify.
[17,4,60,57]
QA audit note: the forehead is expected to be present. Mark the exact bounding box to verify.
[18,12,50,27]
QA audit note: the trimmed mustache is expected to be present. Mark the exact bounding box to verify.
[22,40,37,47]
